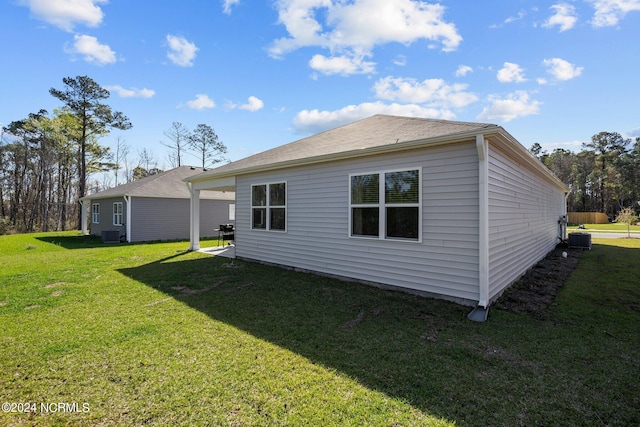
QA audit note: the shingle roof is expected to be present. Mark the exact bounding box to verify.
[189,115,497,181]
[82,166,234,200]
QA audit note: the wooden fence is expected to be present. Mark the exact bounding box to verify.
[567,212,609,224]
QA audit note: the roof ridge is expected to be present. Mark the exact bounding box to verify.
[83,165,215,199]
[372,113,496,129]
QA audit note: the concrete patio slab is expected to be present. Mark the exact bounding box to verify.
[198,245,236,258]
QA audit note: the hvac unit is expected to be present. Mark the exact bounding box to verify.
[568,232,591,250]
[101,230,120,243]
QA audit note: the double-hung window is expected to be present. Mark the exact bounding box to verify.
[251,182,286,231]
[350,169,421,241]
[113,202,123,226]
[91,203,100,224]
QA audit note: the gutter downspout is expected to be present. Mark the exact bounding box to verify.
[124,195,132,243]
[469,134,490,321]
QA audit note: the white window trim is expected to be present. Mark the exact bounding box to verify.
[91,203,100,224]
[251,181,287,232]
[348,167,422,243]
[113,202,123,226]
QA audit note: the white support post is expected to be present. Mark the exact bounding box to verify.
[476,134,489,308]
[124,195,132,243]
[189,184,201,251]
[80,199,89,235]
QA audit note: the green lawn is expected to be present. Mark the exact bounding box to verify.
[1,232,639,426]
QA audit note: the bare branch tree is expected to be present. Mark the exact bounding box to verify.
[162,122,190,167]
[113,136,129,186]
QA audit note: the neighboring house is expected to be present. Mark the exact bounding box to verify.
[185,115,568,317]
[81,166,235,243]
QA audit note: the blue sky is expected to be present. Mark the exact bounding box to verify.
[2,0,639,170]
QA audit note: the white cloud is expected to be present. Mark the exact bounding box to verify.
[293,74,478,134]
[293,101,455,134]
[20,0,106,32]
[186,94,215,110]
[269,0,461,75]
[490,9,526,28]
[166,35,198,67]
[373,76,477,109]
[543,3,578,31]
[542,57,583,81]
[504,10,526,24]
[222,0,240,14]
[240,96,265,112]
[309,54,376,75]
[497,62,527,83]
[105,85,155,98]
[455,65,473,77]
[476,91,542,122]
[65,34,116,65]
[589,0,640,27]
[393,55,407,66]
[539,140,584,152]
[226,96,265,112]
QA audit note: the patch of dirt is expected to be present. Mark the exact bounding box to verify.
[171,284,218,295]
[415,310,439,341]
[24,305,41,310]
[342,310,366,330]
[222,282,255,293]
[494,246,584,315]
[45,282,68,289]
[144,298,172,307]
[50,291,64,297]
[0,301,7,307]
[342,307,387,330]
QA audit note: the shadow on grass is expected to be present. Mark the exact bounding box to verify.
[37,235,124,249]
[117,243,640,426]
[36,235,222,250]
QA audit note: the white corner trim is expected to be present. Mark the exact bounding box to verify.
[476,134,489,308]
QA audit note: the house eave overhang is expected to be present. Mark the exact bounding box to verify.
[186,127,497,185]
[79,193,130,202]
[186,125,568,194]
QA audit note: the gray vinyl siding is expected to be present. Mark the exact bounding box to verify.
[234,142,481,304]
[130,197,233,242]
[89,197,233,242]
[89,197,126,237]
[487,143,566,302]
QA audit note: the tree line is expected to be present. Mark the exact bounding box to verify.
[531,132,640,220]
[2,75,637,234]
[0,75,226,234]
